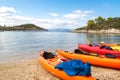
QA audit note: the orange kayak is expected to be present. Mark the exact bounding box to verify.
[38,50,96,80]
[56,49,120,69]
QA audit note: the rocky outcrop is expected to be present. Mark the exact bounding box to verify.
[72,28,120,34]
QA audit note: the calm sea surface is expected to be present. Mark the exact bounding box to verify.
[0,31,120,63]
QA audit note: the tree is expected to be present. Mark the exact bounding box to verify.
[94,16,105,30]
[95,16,105,23]
[107,17,112,22]
[87,20,95,31]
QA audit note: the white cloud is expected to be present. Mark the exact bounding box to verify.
[84,10,93,14]
[73,10,82,14]
[0,6,94,29]
[49,13,59,17]
[0,6,16,14]
[73,10,93,14]
[31,18,77,29]
[63,10,93,20]
[63,14,80,19]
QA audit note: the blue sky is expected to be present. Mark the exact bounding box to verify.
[0,0,119,29]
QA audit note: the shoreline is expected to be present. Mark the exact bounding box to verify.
[0,59,120,80]
[72,28,120,34]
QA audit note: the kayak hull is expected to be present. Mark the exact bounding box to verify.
[56,49,120,69]
[78,44,120,57]
[38,51,96,80]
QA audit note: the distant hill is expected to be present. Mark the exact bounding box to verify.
[0,24,48,31]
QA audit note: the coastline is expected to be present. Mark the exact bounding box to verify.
[0,59,120,80]
[72,28,120,34]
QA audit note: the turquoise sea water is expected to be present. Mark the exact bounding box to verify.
[0,31,120,63]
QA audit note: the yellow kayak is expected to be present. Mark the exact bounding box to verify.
[103,43,120,51]
[111,46,120,51]
[104,43,117,47]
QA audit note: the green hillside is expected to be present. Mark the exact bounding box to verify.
[0,24,48,31]
[75,16,120,31]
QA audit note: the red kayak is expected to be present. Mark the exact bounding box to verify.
[78,44,120,58]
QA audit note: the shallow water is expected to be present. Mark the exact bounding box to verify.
[0,31,120,63]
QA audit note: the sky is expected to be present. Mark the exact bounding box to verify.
[0,0,120,29]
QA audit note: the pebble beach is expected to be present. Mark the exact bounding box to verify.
[0,59,120,80]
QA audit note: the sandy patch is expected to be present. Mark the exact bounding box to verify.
[0,59,120,80]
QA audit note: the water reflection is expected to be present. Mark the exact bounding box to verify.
[86,33,120,44]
